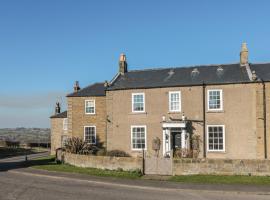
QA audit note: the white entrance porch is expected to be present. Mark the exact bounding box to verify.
[162,121,190,157]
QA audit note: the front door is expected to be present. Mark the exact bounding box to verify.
[171,129,182,150]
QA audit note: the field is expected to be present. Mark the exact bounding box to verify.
[0,128,50,144]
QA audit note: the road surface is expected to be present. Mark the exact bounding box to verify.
[0,153,269,200]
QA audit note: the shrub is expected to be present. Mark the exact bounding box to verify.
[96,148,106,156]
[27,142,50,148]
[173,148,193,158]
[5,140,20,148]
[64,137,99,155]
[106,150,130,157]
[191,134,201,159]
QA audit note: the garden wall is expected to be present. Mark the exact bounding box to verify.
[63,152,143,171]
[173,159,270,176]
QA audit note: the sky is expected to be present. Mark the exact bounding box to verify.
[0,0,270,128]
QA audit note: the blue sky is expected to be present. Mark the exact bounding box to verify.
[0,0,270,128]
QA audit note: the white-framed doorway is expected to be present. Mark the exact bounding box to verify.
[162,122,188,157]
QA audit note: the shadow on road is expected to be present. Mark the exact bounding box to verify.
[0,155,54,172]
[0,147,49,159]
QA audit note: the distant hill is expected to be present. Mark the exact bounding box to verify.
[0,128,50,143]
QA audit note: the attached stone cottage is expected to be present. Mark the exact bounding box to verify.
[50,82,107,154]
[51,43,270,160]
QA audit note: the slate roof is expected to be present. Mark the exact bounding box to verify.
[250,63,270,81]
[108,63,270,90]
[50,111,67,119]
[67,82,106,97]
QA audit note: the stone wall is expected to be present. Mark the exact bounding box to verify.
[173,158,270,176]
[63,153,143,171]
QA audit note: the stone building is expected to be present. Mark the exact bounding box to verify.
[51,43,270,160]
[50,103,68,154]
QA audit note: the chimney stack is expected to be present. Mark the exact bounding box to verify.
[55,102,61,115]
[73,81,80,92]
[240,42,249,66]
[119,53,128,74]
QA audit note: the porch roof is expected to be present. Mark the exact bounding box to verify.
[162,121,186,128]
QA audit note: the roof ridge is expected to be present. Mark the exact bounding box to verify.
[128,62,241,72]
[83,82,105,89]
[250,61,270,65]
[66,82,105,97]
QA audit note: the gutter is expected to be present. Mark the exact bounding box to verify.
[202,82,206,158]
[262,79,267,159]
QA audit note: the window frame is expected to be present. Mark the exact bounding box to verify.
[130,125,147,151]
[84,126,96,144]
[207,125,225,152]
[63,118,68,131]
[169,91,181,112]
[207,89,223,111]
[85,100,95,115]
[132,93,145,113]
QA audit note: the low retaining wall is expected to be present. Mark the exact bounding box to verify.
[63,153,143,171]
[173,159,270,176]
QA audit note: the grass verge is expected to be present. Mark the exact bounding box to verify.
[170,174,270,185]
[29,156,142,179]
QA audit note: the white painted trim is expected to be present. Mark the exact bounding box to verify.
[85,99,95,115]
[131,93,145,113]
[162,122,186,128]
[207,89,223,111]
[206,125,225,152]
[163,129,171,156]
[130,125,147,151]
[168,91,181,112]
[84,125,96,144]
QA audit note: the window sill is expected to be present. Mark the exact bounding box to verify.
[130,112,147,115]
[131,149,147,151]
[85,113,96,116]
[206,110,224,113]
[167,111,181,114]
[207,150,226,153]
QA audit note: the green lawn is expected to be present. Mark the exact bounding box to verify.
[29,156,142,179]
[28,156,270,185]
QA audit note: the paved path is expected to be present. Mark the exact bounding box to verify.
[0,153,270,200]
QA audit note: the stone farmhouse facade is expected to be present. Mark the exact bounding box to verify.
[51,43,270,160]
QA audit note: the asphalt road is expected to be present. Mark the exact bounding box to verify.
[0,154,270,200]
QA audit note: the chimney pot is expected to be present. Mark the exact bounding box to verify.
[73,81,80,92]
[119,53,126,62]
[55,102,61,115]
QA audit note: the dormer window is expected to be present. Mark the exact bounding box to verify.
[85,100,95,114]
